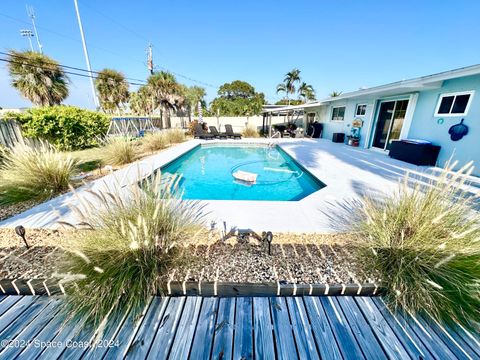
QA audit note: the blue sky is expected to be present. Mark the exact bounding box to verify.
[1,0,479,109]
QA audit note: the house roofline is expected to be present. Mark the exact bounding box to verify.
[264,63,480,113]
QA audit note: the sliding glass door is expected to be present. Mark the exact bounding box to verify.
[372,99,409,150]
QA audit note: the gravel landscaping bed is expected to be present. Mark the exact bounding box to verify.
[0,200,39,222]
[0,228,373,285]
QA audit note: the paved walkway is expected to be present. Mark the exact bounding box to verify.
[1,139,441,233]
[0,295,479,359]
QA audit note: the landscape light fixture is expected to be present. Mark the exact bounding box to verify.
[20,29,35,51]
[14,225,29,249]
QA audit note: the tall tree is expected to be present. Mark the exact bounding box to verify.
[211,80,265,116]
[146,71,184,128]
[276,68,301,105]
[182,85,206,120]
[129,85,155,115]
[95,68,129,114]
[298,82,316,102]
[329,91,343,97]
[7,50,69,106]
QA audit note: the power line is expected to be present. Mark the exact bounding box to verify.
[0,58,146,86]
[0,51,147,84]
[0,11,219,90]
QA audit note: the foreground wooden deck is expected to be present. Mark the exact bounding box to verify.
[0,295,478,359]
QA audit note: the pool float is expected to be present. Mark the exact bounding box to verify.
[232,170,258,183]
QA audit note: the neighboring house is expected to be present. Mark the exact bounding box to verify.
[266,65,480,175]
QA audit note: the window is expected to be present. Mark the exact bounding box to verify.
[356,104,367,116]
[435,91,474,116]
[331,106,346,121]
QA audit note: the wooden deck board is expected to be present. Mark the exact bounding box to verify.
[320,297,365,360]
[336,296,386,360]
[253,297,275,360]
[355,297,413,359]
[0,296,49,343]
[211,297,235,360]
[371,297,435,360]
[103,303,148,359]
[0,295,477,360]
[394,309,458,360]
[0,297,62,359]
[125,297,169,359]
[286,297,319,360]
[146,296,186,359]
[233,297,254,360]
[0,296,37,334]
[169,296,203,359]
[189,297,218,359]
[303,296,343,360]
[270,297,298,360]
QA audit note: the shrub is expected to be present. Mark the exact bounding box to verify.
[0,142,78,204]
[60,174,205,325]
[141,132,168,153]
[10,106,110,151]
[354,162,480,327]
[101,137,137,166]
[242,125,260,138]
[164,128,186,144]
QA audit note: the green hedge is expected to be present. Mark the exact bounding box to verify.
[11,106,110,151]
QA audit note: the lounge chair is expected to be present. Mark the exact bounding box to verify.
[224,124,242,139]
[209,126,228,139]
[194,123,214,140]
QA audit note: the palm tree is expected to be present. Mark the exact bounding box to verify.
[7,50,68,106]
[284,68,301,95]
[298,82,315,103]
[276,68,301,105]
[329,91,343,97]
[276,83,288,103]
[146,71,184,128]
[183,85,206,121]
[129,86,155,115]
[95,68,129,114]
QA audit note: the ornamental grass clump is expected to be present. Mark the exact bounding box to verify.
[355,161,480,327]
[242,125,260,138]
[0,141,78,204]
[60,174,205,326]
[141,132,168,153]
[164,128,186,144]
[101,137,137,166]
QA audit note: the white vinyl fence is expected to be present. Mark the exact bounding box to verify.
[170,115,304,133]
[0,120,25,148]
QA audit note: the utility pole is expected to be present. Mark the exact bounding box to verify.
[26,5,43,53]
[73,0,99,108]
[147,43,154,75]
[20,29,35,51]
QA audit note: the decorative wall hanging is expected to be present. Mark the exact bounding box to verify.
[448,118,469,141]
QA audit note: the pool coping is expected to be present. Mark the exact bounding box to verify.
[0,138,436,232]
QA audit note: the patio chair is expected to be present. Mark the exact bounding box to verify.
[194,123,214,140]
[209,126,228,139]
[224,124,242,139]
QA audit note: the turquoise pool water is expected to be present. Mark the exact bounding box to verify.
[160,144,324,201]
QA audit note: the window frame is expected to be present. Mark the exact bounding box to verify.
[434,90,474,117]
[355,104,367,116]
[331,106,346,121]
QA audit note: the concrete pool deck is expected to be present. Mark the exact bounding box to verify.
[0,138,444,232]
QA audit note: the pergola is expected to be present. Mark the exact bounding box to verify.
[261,102,320,137]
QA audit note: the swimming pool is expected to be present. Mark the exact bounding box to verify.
[160,144,325,201]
